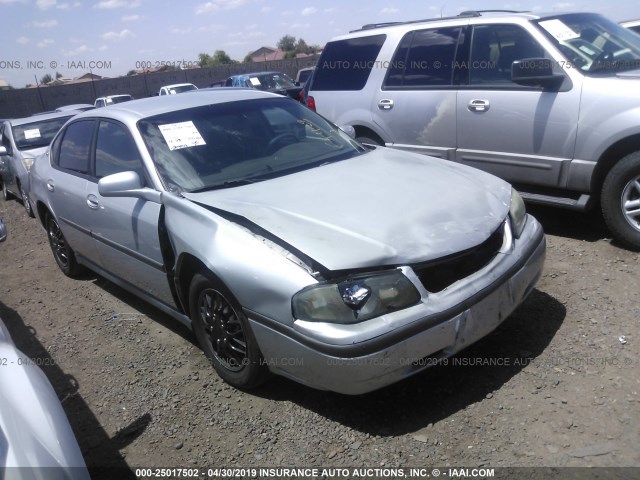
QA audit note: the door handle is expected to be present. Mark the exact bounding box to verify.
[378,99,394,110]
[468,99,490,112]
[86,194,100,210]
[46,180,55,192]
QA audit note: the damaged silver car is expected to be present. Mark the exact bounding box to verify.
[29,89,545,395]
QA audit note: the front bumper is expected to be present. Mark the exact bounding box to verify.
[248,216,546,395]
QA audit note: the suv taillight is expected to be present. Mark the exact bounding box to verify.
[307,95,316,111]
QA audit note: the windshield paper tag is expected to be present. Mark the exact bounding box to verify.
[24,128,41,140]
[539,19,580,41]
[249,77,261,86]
[158,121,206,151]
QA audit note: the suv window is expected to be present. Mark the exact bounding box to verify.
[469,24,546,85]
[95,121,145,181]
[57,120,95,174]
[312,34,386,91]
[385,27,462,88]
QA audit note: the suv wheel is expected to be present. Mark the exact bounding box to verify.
[602,151,640,249]
[189,273,269,390]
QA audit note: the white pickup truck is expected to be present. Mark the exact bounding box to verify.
[158,83,198,95]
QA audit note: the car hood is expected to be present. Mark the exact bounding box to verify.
[18,145,49,159]
[182,148,511,272]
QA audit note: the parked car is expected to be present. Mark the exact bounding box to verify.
[0,320,89,478]
[308,10,640,249]
[29,89,545,395]
[295,66,315,85]
[621,19,640,34]
[0,221,88,478]
[0,111,76,216]
[158,83,198,96]
[225,71,302,100]
[94,94,133,108]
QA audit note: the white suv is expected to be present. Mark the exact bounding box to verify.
[308,10,640,248]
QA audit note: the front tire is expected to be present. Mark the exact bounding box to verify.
[1,179,12,201]
[189,273,269,390]
[602,151,640,249]
[18,183,35,218]
[47,214,81,277]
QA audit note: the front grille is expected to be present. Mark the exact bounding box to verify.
[415,223,505,293]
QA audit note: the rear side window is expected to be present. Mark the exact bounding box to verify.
[95,120,145,181]
[312,34,386,91]
[57,120,95,174]
[385,27,462,88]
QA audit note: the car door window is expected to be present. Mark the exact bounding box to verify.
[95,121,145,183]
[469,24,546,85]
[385,27,462,88]
[56,120,95,174]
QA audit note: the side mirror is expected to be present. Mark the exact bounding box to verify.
[0,218,7,243]
[98,171,162,203]
[512,58,564,87]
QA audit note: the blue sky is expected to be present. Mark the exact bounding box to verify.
[1,0,639,87]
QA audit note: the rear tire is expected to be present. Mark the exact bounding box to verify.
[189,273,269,390]
[602,151,640,250]
[47,214,81,277]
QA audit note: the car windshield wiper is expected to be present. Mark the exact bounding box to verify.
[189,178,258,193]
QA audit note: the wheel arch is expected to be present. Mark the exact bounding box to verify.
[353,126,385,145]
[174,253,211,318]
[592,134,640,196]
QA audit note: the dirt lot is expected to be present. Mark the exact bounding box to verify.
[0,196,638,479]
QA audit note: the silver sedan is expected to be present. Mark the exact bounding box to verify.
[29,89,546,395]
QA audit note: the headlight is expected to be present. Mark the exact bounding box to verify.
[21,157,35,172]
[509,188,527,238]
[292,270,421,324]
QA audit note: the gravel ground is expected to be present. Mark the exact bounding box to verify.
[0,196,639,479]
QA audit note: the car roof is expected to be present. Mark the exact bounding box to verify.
[8,110,77,126]
[161,83,196,88]
[340,10,587,37]
[230,71,284,78]
[72,88,279,123]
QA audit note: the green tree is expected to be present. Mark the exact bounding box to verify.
[295,38,309,55]
[243,53,254,63]
[198,50,235,67]
[40,73,53,84]
[277,34,296,52]
[126,69,137,76]
[211,50,233,65]
[198,52,212,68]
[55,71,63,79]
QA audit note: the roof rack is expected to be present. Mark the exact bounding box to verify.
[353,9,530,32]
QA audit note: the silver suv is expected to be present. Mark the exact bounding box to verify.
[308,10,640,248]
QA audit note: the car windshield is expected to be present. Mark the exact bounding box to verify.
[535,13,640,74]
[167,85,196,94]
[12,116,72,150]
[138,97,364,193]
[246,73,296,90]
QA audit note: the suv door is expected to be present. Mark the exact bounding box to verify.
[86,120,174,305]
[373,26,463,159]
[455,23,582,188]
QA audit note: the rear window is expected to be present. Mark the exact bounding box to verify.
[311,34,386,91]
[11,116,73,150]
